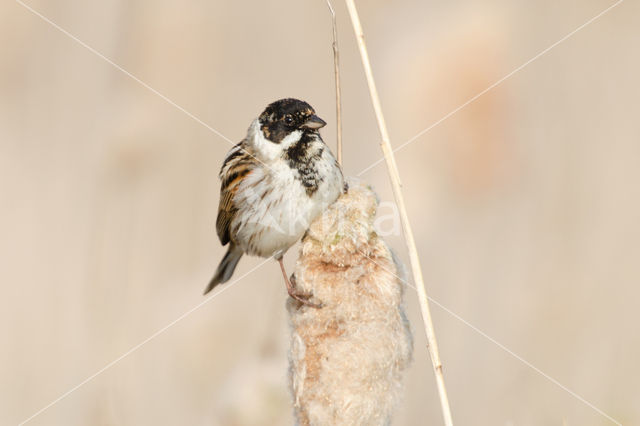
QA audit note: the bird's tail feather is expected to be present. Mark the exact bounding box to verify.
[204,244,243,295]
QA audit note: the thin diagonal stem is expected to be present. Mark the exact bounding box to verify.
[344,1,453,425]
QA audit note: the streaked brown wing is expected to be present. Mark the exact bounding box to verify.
[216,189,236,246]
[216,142,256,245]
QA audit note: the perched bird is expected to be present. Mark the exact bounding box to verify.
[204,98,345,306]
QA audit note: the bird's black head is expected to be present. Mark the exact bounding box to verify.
[258,98,326,144]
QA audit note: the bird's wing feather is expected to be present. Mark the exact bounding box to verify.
[216,142,256,245]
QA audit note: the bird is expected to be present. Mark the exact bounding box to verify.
[204,98,345,307]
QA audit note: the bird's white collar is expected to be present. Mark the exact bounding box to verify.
[247,119,302,162]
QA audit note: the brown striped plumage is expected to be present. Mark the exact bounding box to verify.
[216,143,251,246]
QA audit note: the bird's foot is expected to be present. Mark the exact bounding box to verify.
[288,274,322,308]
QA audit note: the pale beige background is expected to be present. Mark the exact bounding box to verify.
[1,0,639,425]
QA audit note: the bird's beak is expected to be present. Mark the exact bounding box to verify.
[301,115,327,130]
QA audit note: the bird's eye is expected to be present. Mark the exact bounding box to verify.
[284,115,294,125]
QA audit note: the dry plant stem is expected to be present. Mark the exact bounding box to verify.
[343,1,454,425]
[325,0,343,165]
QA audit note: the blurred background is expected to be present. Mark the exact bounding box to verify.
[1,0,639,424]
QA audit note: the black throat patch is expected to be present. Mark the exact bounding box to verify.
[284,132,325,196]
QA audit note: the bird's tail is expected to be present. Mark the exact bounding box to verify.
[204,244,243,295]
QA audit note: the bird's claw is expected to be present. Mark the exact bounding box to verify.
[288,274,323,308]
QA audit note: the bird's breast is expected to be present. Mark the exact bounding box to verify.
[231,148,341,258]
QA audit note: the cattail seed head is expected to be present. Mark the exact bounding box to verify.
[288,179,413,426]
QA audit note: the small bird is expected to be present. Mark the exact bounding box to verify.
[204,98,345,306]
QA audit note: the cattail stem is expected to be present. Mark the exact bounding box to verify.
[343,1,454,425]
[325,0,343,165]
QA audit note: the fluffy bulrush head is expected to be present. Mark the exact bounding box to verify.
[287,178,413,426]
